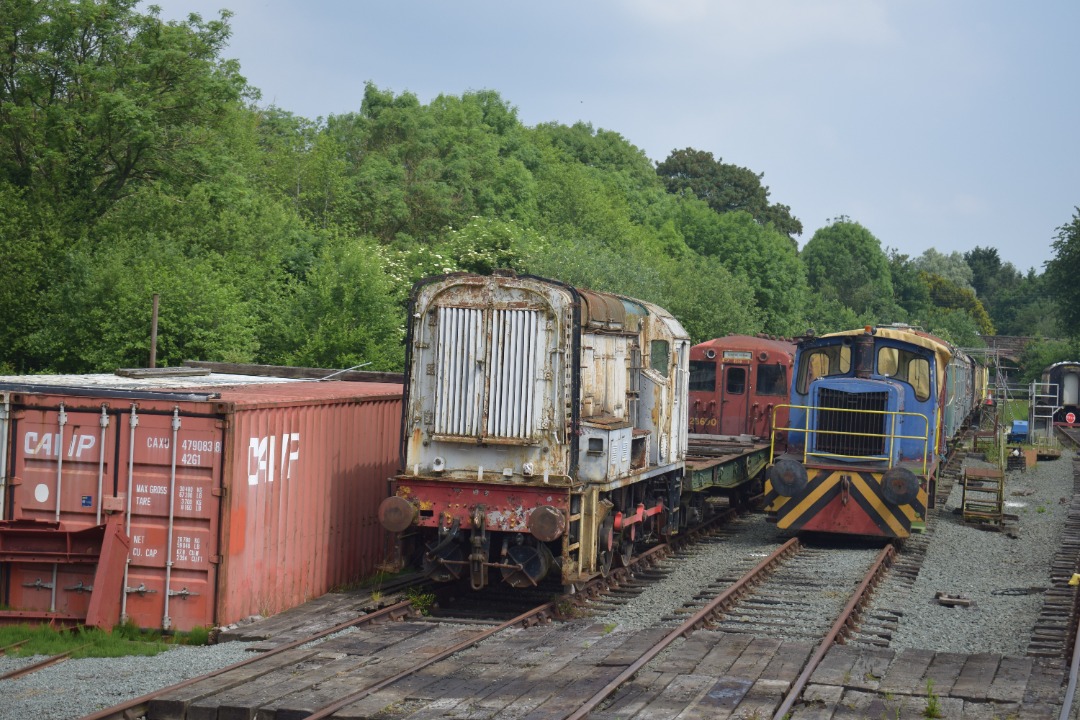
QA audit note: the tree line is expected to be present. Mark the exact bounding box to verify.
[1,1,1076,382]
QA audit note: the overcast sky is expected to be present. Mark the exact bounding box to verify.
[146,0,1079,274]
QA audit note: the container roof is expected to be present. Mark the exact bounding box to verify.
[0,370,401,404]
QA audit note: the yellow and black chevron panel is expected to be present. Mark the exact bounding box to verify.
[765,468,927,538]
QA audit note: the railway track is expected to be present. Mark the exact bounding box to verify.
[82,599,555,720]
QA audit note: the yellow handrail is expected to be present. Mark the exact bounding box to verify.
[770,404,931,476]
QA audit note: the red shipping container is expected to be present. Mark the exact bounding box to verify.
[0,373,401,631]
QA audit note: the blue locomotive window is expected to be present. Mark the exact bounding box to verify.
[877,347,931,401]
[757,364,787,396]
[796,345,851,394]
[689,360,716,391]
[651,340,670,377]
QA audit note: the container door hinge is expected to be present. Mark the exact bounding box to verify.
[211,487,224,497]
[209,554,222,564]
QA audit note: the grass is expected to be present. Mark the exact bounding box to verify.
[0,621,212,658]
[923,679,944,718]
[404,587,436,616]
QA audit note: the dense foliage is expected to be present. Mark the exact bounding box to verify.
[0,2,1069,378]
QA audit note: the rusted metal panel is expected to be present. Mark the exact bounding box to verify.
[215,387,400,626]
[0,377,401,631]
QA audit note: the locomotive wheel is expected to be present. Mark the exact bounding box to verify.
[501,541,555,588]
[618,539,634,568]
[598,514,615,577]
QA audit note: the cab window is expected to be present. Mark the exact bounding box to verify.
[757,364,788,396]
[650,340,670,377]
[877,346,931,401]
[689,360,716,392]
[796,345,851,394]
[726,367,746,394]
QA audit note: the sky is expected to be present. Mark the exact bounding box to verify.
[145,0,1079,274]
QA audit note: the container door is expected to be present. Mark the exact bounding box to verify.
[720,366,749,435]
[116,409,223,632]
[6,403,117,620]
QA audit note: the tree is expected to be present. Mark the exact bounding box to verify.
[800,218,895,319]
[670,200,807,335]
[0,1,252,220]
[913,249,974,291]
[656,148,802,238]
[1044,208,1080,337]
[887,250,932,323]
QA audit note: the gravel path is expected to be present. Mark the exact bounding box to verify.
[0,641,254,720]
[872,450,1073,655]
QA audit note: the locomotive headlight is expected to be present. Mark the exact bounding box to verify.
[881,467,920,506]
[378,496,418,532]
[768,458,808,497]
[528,505,566,542]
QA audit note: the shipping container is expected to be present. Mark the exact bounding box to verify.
[0,370,402,631]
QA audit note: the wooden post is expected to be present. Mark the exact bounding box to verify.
[149,294,159,368]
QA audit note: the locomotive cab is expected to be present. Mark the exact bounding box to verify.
[765,325,954,538]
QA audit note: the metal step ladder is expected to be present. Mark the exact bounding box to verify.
[961,464,1005,525]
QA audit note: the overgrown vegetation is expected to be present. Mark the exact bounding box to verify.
[0,2,1073,378]
[0,621,211,658]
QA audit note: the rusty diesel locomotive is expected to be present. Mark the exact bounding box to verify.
[378,273,689,590]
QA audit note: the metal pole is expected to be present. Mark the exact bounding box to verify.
[149,294,159,369]
[120,405,139,624]
[0,393,9,520]
[96,405,109,525]
[162,407,180,631]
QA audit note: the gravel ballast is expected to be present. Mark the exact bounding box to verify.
[1,641,254,720]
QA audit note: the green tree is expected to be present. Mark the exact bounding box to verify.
[887,250,932,323]
[800,218,895,319]
[913,249,974,291]
[670,200,806,334]
[273,237,405,371]
[1043,208,1080,337]
[0,0,251,220]
[656,148,802,238]
[921,273,994,336]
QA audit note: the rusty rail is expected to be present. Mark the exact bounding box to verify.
[0,647,81,680]
[304,600,555,719]
[566,537,802,720]
[79,600,415,720]
[772,542,896,719]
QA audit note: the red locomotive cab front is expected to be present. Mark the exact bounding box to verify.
[689,336,795,440]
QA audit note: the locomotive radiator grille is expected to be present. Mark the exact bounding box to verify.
[487,309,538,439]
[436,307,483,436]
[434,306,540,440]
[815,389,889,457]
